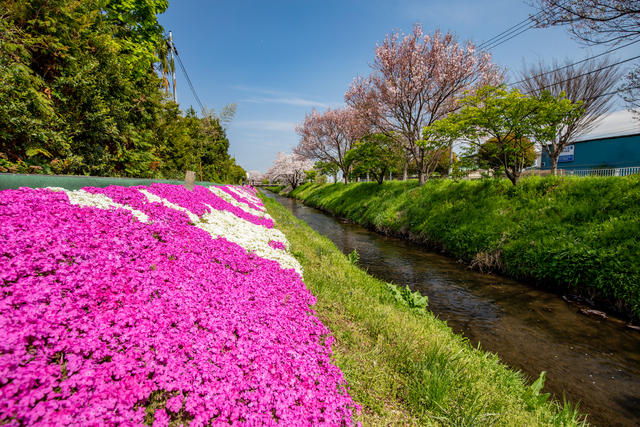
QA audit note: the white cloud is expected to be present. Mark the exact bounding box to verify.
[232,84,332,109]
[243,97,330,108]
[234,120,296,132]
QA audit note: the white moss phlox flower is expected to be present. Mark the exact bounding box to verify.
[197,204,300,274]
[139,188,200,223]
[138,189,300,274]
[46,186,301,276]
[208,186,271,219]
[225,186,264,210]
[57,188,150,223]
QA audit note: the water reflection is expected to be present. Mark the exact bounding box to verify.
[266,192,640,427]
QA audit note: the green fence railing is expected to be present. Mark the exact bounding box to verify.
[0,173,221,191]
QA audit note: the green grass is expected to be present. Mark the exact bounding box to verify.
[261,192,589,427]
[288,176,640,317]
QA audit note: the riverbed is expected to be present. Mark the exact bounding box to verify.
[266,191,640,427]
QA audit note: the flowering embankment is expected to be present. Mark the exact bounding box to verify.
[0,184,357,426]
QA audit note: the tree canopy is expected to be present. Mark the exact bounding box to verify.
[426,85,583,185]
[0,0,241,182]
[345,23,502,185]
[344,134,403,184]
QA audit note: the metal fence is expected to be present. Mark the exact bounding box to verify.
[565,167,640,177]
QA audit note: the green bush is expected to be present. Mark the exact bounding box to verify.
[290,176,640,317]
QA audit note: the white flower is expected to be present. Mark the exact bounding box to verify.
[49,186,301,276]
[224,186,265,211]
[208,186,271,219]
[55,188,149,223]
[139,189,200,223]
[197,204,301,275]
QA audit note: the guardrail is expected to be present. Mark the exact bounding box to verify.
[0,173,221,191]
[565,167,640,177]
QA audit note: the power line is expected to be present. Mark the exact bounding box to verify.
[475,1,567,53]
[171,38,205,114]
[520,54,640,94]
[475,18,533,51]
[175,52,204,113]
[510,39,640,87]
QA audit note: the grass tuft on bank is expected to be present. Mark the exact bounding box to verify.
[288,176,640,317]
[261,191,588,427]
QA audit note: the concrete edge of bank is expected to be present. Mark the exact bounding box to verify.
[0,173,220,191]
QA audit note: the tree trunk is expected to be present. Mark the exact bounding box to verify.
[417,147,427,186]
[366,172,369,182]
[550,154,559,176]
[403,160,408,181]
[448,141,454,177]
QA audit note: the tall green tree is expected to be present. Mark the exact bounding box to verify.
[425,85,583,185]
[344,134,403,184]
[0,0,169,176]
[477,135,537,177]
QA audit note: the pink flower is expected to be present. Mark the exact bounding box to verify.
[0,186,357,426]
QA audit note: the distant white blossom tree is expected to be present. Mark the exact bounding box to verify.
[265,152,313,189]
[246,170,264,184]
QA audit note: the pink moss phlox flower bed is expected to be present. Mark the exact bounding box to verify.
[268,241,287,251]
[0,186,357,426]
[85,184,273,229]
[217,186,265,213]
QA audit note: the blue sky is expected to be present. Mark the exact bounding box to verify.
[157,0,638,173]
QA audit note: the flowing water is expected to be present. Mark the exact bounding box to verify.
[266,192,640,427]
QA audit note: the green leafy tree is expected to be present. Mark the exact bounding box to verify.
[433,148,459,176]
[198,104,236,181]
[478,135,537,177]
[304,169,318,183]
[0,0,169,177]
[0,1,240,181]
[426,85,583,185]
[314,160,339,183]
[344,134,403,184]
[225,159,246,184]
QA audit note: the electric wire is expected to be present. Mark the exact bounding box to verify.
[510,39,640,87]
[475,18,534,51]
[475,1,569,53]
[172,42,205,114]
[520,54,640,94]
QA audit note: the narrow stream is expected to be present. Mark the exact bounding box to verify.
[266,192,640,427]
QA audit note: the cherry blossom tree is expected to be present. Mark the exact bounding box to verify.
[345,23,502,185]
[246,170,264,184]
[264,152,313,189]
[294,107,370,184]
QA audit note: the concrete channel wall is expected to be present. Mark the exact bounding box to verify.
[0,173,220,191]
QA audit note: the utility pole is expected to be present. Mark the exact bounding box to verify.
[448,140,454,177]
[168,31,177,103]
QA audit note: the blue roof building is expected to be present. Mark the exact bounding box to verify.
[541,132,640,173]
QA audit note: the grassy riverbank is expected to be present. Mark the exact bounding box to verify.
[261,192,587,426]
[288,176,640,318]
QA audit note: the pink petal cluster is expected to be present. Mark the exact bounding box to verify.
[0,185,358,426]
[85,184,274,229]
[268,241,287,251]
[216,186,265,213]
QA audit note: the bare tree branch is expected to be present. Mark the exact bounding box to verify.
[517,55,624,173]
